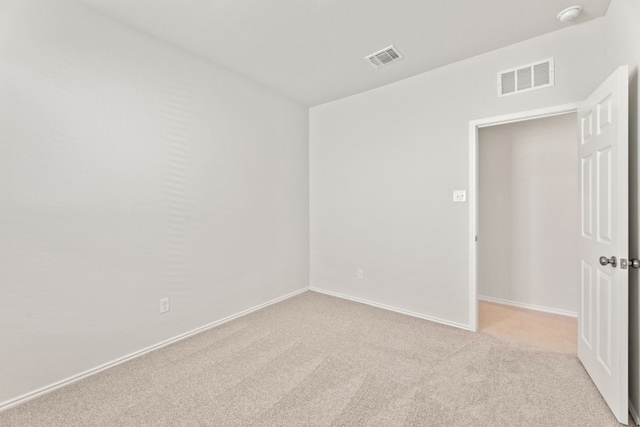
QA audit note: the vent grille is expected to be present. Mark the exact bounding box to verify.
[498,58,554,97]
[501,71,516,94]
[366,45,403,68]
[533,62,550,86]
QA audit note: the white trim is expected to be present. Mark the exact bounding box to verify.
[631,399,640,426]
[469,102,579,333]
[310,287,471,331]
[469,122,479,331]
[0,287,309,413]
[478,295,577,318]
[470,102,579,129]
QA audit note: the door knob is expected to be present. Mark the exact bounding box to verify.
[630,259,640,269]
[599,256,617,267]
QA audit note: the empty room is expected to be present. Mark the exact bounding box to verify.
[1,0,639,426]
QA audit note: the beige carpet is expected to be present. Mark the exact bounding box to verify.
[0,291,625,426]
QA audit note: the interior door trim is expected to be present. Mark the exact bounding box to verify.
[468,102,579,331]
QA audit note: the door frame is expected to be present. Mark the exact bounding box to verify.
[468,102,580,332]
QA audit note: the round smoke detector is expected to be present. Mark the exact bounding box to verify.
[557,5,583,22]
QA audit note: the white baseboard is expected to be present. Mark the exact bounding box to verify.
[478,295,577,318]
[0,287,309,413]
[630,399,640,426]
[310,287,471,331]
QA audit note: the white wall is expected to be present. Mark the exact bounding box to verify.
[603,0,640,420]
[0,0,309,406]
[478,114,578,314]
[1,0,636,416]
[310,19,608,328]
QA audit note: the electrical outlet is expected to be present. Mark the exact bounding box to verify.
[159,298,170,314]
[357,269,363,280]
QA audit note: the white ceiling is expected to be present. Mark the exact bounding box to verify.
[78,0,612,106]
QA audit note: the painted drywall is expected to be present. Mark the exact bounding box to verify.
[477,114,579,314]
[0,0,309,406]
[603,0,640,421]
[310,18,609,327]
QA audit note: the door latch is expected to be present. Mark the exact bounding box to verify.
[619,258,640,269]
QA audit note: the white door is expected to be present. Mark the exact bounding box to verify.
[578,65,629,424]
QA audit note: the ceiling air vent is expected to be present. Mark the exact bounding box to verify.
[498,58,554,97]
[366,45,403,68]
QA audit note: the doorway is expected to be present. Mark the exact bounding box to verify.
[476,112,578,353]
[468,103,579,332]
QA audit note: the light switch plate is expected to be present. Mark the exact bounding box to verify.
[160,298,170,313]
[453,190,466,203]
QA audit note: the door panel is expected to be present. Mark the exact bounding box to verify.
[596,268,612,372]
[581,260,593,348]
[597,147,612,243]
[578,65,629,424]
[582,156,593,238]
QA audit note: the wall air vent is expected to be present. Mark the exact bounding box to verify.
[498,58,554,97]
[365,45,403,68]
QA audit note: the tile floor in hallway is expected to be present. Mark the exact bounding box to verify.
[479,300,578,354]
